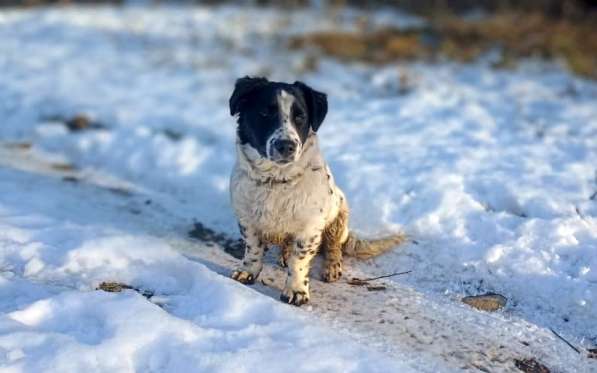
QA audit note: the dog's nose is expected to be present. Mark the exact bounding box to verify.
[273,139,297,158]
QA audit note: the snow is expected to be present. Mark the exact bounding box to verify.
[0,166,407,372]
[0,3,596,372]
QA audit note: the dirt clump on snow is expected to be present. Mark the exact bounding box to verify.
[97,281,154,299]
[514,357,550,373]
[462,293,507,311]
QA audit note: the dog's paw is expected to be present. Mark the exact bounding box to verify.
[231,269,257,285]
[322,261,343,282]
[280,288,310,306]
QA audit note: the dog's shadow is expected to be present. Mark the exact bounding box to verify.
[180,235,331,303]
[183,252,283,299]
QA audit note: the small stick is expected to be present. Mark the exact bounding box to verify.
[360,270,412,282]
[550,328,580,354]
[575,206,587,221]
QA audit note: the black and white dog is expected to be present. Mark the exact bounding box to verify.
[229,77,404,306]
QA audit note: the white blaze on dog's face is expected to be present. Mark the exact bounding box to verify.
[229,77,328,165]
[266,90,302,163]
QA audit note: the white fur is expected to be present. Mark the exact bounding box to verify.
[230,132,346,303]
[231,135,343,237]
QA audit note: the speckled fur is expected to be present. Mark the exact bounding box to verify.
[230,129,350,303]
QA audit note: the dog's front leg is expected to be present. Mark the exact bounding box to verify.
[231,224,265,285]
[280,231,322,306]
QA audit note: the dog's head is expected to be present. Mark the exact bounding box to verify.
[229,76,328,165]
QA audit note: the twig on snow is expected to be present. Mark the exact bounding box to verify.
[348,270,412,286]
[360,270,413,281]
[550,328,580,354]
[575,206,587,221]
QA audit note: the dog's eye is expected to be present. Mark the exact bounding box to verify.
[294,112,306,124]
[260,104,278,117]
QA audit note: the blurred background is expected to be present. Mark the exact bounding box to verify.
[1,0,596,79]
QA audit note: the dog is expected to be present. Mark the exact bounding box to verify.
[228,76,405,306]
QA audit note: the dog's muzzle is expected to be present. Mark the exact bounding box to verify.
[270,138,299,164]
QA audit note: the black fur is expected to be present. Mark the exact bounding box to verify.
[293,81,328,133]
[229,76,328,160]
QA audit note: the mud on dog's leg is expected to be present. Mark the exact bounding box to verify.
[280,231,321,306]
[321,207,349,282]
[231,224,265,285]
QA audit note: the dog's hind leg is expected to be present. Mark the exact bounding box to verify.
[277,242,292,268]
[321,201,349,282]
[231,224,266,285]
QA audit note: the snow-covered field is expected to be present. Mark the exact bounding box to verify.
[0,4,596,372]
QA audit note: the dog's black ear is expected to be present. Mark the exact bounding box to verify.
[294,81,328,132]
[229,76,268,116]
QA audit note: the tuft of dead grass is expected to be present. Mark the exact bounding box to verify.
[289,12,597,78]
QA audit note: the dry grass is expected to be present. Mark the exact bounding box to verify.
[289,12,597,78]
[289,29,430,63]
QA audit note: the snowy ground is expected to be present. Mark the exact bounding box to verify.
[0,4,596,372]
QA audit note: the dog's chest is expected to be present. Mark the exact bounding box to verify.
[231,166,334,235]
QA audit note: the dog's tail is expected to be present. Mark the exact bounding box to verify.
[342,231,407,260]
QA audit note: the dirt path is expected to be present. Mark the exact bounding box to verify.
[173,236,589,373]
